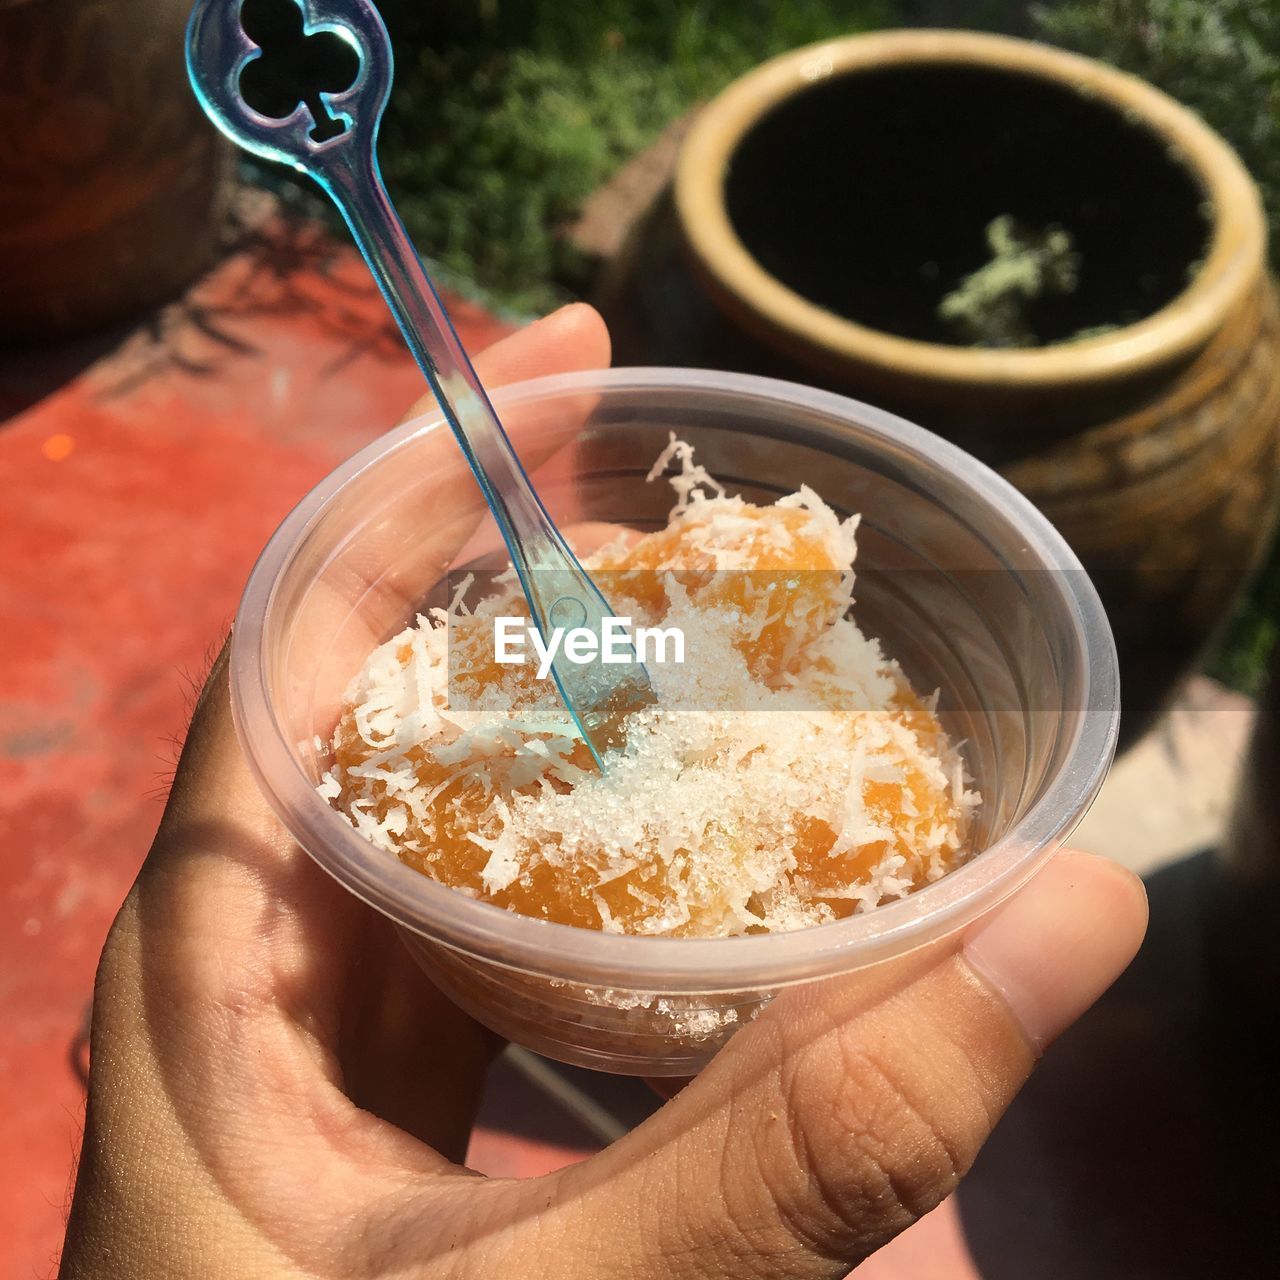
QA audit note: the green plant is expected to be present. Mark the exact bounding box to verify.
[938,215,1082,347]
[1036,1,1280,259]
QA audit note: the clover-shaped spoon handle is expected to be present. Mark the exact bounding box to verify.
[186,0,653,766]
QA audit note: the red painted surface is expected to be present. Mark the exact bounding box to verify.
[0,204,996,1280]
[0,214,512,1277]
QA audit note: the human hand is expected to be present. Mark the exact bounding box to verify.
[60,304,1148,1279]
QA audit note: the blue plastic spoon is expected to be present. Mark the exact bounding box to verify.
[186,0,653,767]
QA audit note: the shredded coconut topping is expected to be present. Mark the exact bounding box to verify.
[321,440,979,937]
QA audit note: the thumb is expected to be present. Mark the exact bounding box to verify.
[553,850,1146,1279]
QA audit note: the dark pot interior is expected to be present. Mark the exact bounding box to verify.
[724,63,1213,346]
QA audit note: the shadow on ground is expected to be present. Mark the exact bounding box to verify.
[957,850,1280,1277]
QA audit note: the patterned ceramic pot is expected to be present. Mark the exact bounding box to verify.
[672,30,1280,742]
[0,0,231,339]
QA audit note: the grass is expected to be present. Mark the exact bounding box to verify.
[374,0,901,313]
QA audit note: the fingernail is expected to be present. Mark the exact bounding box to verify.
[962,852,1148,1053]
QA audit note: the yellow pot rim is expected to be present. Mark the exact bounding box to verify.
[674,29,1267,389]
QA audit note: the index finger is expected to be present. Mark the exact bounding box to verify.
[277,304,613,728]
[176,302,611,832]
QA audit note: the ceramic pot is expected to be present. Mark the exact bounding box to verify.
[620,30,1280,743]
[0,0,231,340]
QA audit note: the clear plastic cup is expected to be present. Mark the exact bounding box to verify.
[230,368,1118,1075]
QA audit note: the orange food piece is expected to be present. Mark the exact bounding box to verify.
[594,503,849,681]
[330,494,972,936]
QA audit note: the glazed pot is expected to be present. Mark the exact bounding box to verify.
[625,30,1280,743]
[0,0,231,340]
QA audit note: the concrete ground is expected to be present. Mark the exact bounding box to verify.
[0,204,1262,1278]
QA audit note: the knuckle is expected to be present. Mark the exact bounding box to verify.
[761,1018,992,1259]
[833,1040,969,1217]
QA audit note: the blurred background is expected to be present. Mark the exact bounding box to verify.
[2,1,1278,1276]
